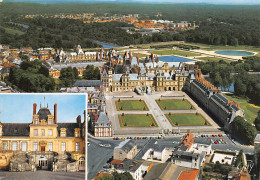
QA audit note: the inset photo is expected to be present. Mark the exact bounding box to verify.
[0,94,86,179]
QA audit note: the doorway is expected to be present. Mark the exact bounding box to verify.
[41,146,45,151]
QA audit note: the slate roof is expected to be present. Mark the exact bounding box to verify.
[112,74,122,81]
[73,80,103,87]
[57,123,81,137]
[38,108,52,121]
[172,150,199,159]
[2,123,30,136]
[96,112,111,127]
[115,139,136,153]
[117,159,143,172]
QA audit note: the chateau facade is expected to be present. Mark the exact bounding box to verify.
[101,61,188,93]
[0,103,85,170]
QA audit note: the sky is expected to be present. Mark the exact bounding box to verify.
[0,94,86,123]
[2,0,260,5]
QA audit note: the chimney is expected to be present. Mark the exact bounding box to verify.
[227,100,230,105]
[133,161,137,166]
[156,56,159,63]
[33,103,37,115]
[54,103,57,123]
[215,89,217,94]
[137,56,139,65]
[218,89,221,94]
[84,110,86,122]
[151,54,154,63]
[130,165,134,170]
[77,115,81,128]
[237,104,240,108]
[194,70,198,79]
[198,69,201,77]
[120,163,124,168]
[197,65,199,69]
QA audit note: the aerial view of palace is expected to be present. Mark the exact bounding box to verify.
[0,0,260,180]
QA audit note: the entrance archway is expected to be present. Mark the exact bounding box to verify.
[78,157,85,171]
[38,156,48,170]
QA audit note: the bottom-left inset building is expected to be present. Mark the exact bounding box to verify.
[0,94,86,173]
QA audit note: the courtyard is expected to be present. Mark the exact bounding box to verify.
[119,114,158,127]
[105,91,220,135]
[156,99,195,110]
[165,113,211,126]
[116,99,149,111]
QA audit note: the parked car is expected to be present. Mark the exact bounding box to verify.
[212,134,215,137]
[214,141,218,144]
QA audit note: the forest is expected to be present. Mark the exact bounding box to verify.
[1,2,260,48]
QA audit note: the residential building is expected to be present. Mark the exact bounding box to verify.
[113,139,138,161]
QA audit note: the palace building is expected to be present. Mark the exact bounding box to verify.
[0,102,85,171]
[101,51,188,93]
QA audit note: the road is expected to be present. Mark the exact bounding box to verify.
[0,171,85,180]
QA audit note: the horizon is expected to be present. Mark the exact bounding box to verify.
[2,0,260,5]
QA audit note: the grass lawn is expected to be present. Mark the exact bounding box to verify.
[4,27,25,35]
[116,100,149,111]
[156,99,195,110]
[223,93,260,124]
[166,113,210,126]
[119,114,158,127]
[150,50,200,57]
[197,56,231,62]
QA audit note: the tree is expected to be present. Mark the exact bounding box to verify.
[234,150,244,169]
[59,67,76,87]
[83,65,100,80]
[231,116,257,145]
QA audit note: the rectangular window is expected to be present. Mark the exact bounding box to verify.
[3,142,7,150]
[48,143,53,151]
[22,142,27,152]
[33,143,38,151]
[34,129,38,136]
[12,142,17,151]
[76,143,80,152]
[35,118,38,124]
[41,129,45,136]
[48,129,53,136]
[62,142,66,152]
[48,118,52,124]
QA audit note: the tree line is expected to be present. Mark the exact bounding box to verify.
[1,3,260,48]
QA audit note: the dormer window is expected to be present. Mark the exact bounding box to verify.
[75,128,80,137]
[60,128,66,137]
[48,118,52,124]
[35,118,38,124]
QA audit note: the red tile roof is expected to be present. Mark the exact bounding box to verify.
[178,169,199,180]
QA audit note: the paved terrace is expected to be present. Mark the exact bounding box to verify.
[106,91,221,136]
